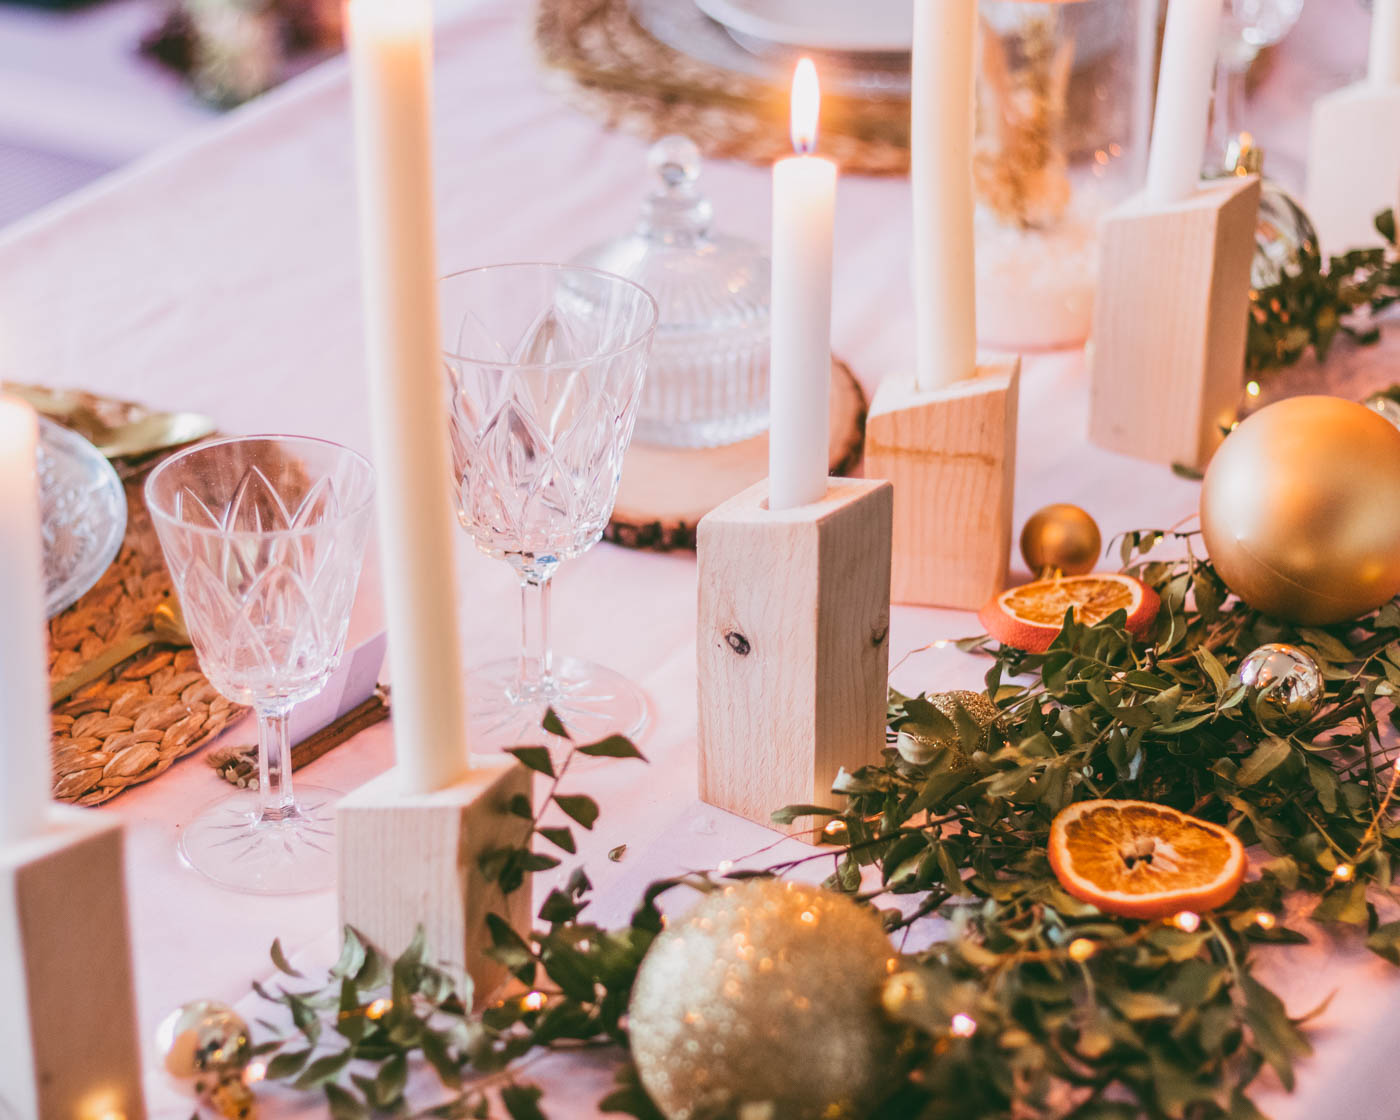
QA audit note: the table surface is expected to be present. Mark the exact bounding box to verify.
[2,0,1398,1115]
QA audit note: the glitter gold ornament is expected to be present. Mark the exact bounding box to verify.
[628,879,901,1120]
[155,999,251,1095]
[1019,503,1102,576]
[896,690,1005,766]
[1200,396,1400,625]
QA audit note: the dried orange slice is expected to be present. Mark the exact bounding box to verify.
[978,572,1159,653]
[1048,800,1246,919]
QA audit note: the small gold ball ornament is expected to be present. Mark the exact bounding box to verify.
[155,999,251,1095]
[1020,504,1102,576]
[1200,396,1400,624]
[628,879,901,1120]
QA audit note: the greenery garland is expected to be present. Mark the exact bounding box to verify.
[238,535,1400,1120]
[1246,208,1400,374]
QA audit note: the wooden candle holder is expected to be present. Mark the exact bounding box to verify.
[0,810,145,1120]
[1088,175,1260,472]
[1306,84,1400,255]
[697,478,892,839]
[337,763,531,1009]
[864,360,1021,609]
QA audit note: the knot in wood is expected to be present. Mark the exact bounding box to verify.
[871,623,889,648]
[724,630,751,656]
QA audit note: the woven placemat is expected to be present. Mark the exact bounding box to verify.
[44,394,245,805]
[534,0,911,175]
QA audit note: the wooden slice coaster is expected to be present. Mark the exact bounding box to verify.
[607,357,867,551]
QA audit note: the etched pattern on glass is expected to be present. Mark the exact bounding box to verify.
[446,304,646,579]
[38,418,127,617]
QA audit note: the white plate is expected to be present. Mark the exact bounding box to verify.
[693,0,914,54]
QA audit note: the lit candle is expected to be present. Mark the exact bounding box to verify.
[347,0,471,792]
[0,396,52,844]
[1371,0,1400,86]
[769,59,837,512]
[1146,0,1223,205]
[911,0,978,391]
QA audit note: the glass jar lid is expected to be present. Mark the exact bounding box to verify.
[571,135,770,337]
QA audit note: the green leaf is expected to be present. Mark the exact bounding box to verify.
[577,735,647,760]
[501,1083,548,1120]
[538,825,577,854]
[554,794,600,829]
[264,1048,312,1080]
[374,1053,408,1106]
[541,708,572,740]
[506,746,555,778]
[1236,737,1292,786]
[294,1047,353,1090]
[324,1083,369,1120]
[270,937,303,978]
[1368,920,1400,965]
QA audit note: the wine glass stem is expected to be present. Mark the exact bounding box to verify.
[256,704,296,822]
[518,575,555,693]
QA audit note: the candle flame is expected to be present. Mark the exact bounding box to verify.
[789,57,820,154]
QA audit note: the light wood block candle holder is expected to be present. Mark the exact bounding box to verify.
[1306,84,1400,255]
[697,477,892,838]
[1088,175,1260,471]
[338,763,532,1008]
[0,809,145,1120]
[865,360,1021,609]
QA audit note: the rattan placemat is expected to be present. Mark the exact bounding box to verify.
[44,395,245,805]
[534,0,910,175]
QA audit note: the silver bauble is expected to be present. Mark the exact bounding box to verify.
[1222,136,1318,291]
[628,879,901,1120]
[1236,643,1323,731]
[155,999,251,1094]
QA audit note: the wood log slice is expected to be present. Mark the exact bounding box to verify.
[606,357,867,551]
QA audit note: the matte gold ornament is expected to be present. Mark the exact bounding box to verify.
[1020,503,1102,576]
[1200,396,1400,625]
[154,999,251,1094]
[896,690,1005,766]
[1236,643,1323,732]
[628,879,901,1120]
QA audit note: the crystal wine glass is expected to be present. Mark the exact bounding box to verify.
[441,263,658,753]
[1208,0,1305,168]
[146,435,375,894]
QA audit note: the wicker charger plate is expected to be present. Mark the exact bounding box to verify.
[41,391,245,805]
[534,0,911,175]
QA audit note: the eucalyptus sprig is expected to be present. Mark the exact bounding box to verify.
[1246,208,1400,374]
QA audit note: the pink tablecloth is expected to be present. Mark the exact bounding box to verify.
[1,1,1398,1115]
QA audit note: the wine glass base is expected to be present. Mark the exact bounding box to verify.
[178,785,340,895]
[466,655,649,759]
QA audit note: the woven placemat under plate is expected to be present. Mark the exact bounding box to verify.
[534,0,910,175]
[45,392,245,806]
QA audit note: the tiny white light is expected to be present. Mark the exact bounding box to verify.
[1172,910,1201,933]
[950,1012,977,1038]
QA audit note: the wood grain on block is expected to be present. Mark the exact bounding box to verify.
[1306,85,1400,256]
[1089,176,1259,471]
[0,809,145,1120]
[337,764,532,1009]
[609,358,868,551]
[865,361,1021,609]
[697,478,892,837]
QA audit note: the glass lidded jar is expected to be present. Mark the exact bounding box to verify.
[974,0,1154,351]
[572,136,770,448]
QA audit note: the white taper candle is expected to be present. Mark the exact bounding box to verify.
[0,397,52,844]
[769,58,836,512]
[347,0,471,792]
[911,0,978,390]
[1371,0,1400,86]
[1146,0,1223,206]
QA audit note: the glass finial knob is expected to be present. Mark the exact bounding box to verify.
[649,135,701,190]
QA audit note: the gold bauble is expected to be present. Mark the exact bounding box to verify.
[628,880,901,1120]
[896,690,1006,766]
[1200,396,1400,625]
[1020,503,1102,576]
